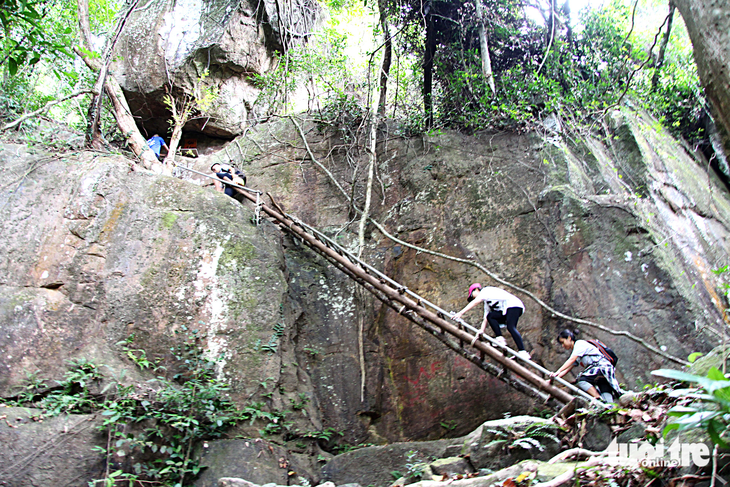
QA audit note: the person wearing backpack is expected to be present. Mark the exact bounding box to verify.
[211,163,236,198]
[211,163,246,200]
[549,329,622,403]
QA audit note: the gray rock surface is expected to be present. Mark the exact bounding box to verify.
[192,109,725,443]
[218,479,260,487]
[2,104,730,483]
[429,457,474,476]
[467,416,561,471]
[579,418,613,452]
[196,439,316,487]
[321,438,464,487]
[0,406,105,487]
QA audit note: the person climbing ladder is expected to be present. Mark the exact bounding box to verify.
[452,283,531,360]
[211,162,247,201]
[549,329,622,403]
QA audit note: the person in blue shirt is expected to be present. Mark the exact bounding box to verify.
[146,134,169,160]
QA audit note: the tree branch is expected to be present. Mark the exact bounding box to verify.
[536,0,556,76]
[74,45,161,171]
[0,89,98,131]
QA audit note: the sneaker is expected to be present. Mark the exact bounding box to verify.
[516,350,531,361]
[494,336,507,347]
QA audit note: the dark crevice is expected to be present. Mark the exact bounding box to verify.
[626,226,649,235]
[41,282,64,290]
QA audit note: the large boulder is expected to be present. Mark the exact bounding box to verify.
[466,416,561,471]
[112,0,322,138]
[187,109,725,443]
[0,143,314,421]
[1,100,729,459]
[320,416,561,486]
[320,438,464,487]
[195,438,321,487]
[0,406,106,486]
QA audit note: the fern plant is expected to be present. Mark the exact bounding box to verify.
[652,366,730,448]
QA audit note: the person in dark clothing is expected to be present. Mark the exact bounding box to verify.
[211,163,236,197]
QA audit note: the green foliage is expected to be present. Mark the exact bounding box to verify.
[93,331,240,486]
[252,24,359,121]
[299,427,364,454]
[290,392,310,410]
[404,450,426,480]
[12,369,47,404]
[652,367,730,449]
[510,437,545,451]
[11,329,302,487]
[302,427,343,442]
[439,420,457,431]
[314,92,365,134]
[118,334,159,370]
[350,0,705,145]
[508,423,561,452]
[635,52,704,144]
[162,69,219,133]
[259,306,286,354]
[390,470,403,480]
[688,352,704,363]
[39,358,103,415]
[303,346,321,357]
[0,0,72,76]
[1,0,120,134]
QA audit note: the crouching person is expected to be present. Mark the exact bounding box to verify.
[549,329,622,403]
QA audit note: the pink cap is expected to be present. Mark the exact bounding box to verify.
[468,283,482,298]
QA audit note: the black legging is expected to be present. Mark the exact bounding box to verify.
[487,307,525,351]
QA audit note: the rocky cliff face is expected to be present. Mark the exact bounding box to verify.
[0,147,298,407]
[112,0,322,138]
[0,107,728,462]
[201,110,727,444]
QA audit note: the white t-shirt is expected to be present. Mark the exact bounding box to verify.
[570,340,604,367]
[477,286,525,314]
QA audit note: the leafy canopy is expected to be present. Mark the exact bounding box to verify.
[0,0,73,75]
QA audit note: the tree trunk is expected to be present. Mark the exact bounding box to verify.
[77,0,103,149]
[75,47,162,172]
[475,0,495,96]
[424,10,436,128]
[562,0,572,47]
[0,89,97,131]
[165,99,194,168]
[547,0,557,48]
[651,2,675,92]
[673,0,730,161]
[165,121,184,167]
[377,0,392,117]
[75,0,162,172]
